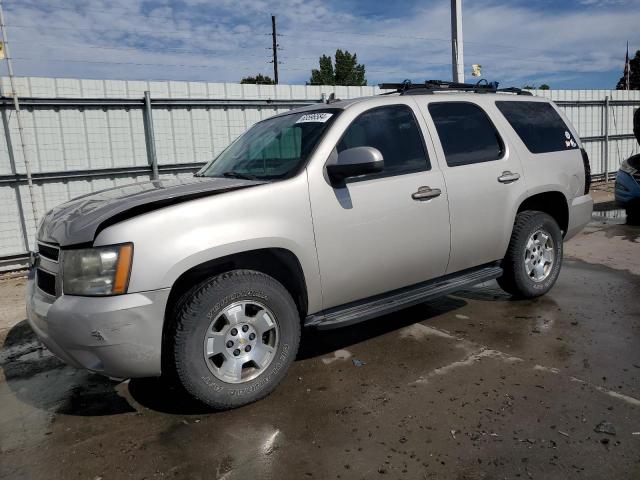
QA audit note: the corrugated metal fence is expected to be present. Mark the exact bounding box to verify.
[0,76,639,270]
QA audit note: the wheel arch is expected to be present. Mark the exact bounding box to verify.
[164,247,309,320]
[161,248,309,375]
[516,191,569,235]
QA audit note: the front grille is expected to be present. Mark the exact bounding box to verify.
[38,242,60,262]
[36,268,57,296]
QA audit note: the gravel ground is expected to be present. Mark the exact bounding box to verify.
[0,184,638,480]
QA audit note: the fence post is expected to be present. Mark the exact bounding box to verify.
[1,108,30,252]
[143,91,159,181]
[604,95,610,182]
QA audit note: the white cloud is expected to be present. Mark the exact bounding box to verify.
[2,0,639,88]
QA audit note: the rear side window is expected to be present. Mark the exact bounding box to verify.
[428,102,504,167]
[338,105,430,175]
[496,101,578,154]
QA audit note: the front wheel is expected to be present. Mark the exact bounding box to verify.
[497,211,563,299]
[171,270,300,410]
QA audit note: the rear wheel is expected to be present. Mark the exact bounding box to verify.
[497,211,563,298]
[171,270,300,410]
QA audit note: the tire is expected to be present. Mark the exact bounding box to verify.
[170,270,300,410]
[497,211,563,299]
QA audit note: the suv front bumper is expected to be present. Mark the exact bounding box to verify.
[26,274,170,379]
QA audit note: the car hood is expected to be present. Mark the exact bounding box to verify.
[37,176,266,246]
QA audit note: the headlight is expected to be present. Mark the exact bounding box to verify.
[62,243,133,296]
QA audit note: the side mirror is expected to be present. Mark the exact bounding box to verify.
[326,146,384,183]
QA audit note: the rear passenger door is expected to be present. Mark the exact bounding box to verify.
[495,100,584,203]
[420,100,527,274]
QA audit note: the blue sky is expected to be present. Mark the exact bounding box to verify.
[2,0,639,89]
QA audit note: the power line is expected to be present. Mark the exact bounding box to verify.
[5,1,201,23]
[10,39,274,60]
[10,57,269,70]
[279,31,570,56]
[11,37,565,68]
[6,20,567,59]
[5,0,267,35]
[6,21,562,58]
[64,43,581,68]
[7,22,264,38]
[5,0,621,60]
[2,6,611,84]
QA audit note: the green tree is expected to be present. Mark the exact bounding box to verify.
[309,55,335,85]
[616,50,640,90]
[523,84,550,90]
[240,74,275,85]
[309,50,366,86]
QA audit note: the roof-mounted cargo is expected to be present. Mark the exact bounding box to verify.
[378,80,533,96]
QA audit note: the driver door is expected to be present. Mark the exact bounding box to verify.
[307,102,451,310]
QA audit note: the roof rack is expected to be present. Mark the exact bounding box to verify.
[378,79,532,96]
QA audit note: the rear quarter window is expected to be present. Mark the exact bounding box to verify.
[496,101,578,154]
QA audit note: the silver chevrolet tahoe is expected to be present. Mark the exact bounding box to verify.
[26,82,593,409]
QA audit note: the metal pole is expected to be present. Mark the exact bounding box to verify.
[604,95,610,182]
[450,0,464,83]
[143,91,159,181]
[1,109,29,250]
[271,15,279,84]
[626,41,630,91]
[0,1,39,234]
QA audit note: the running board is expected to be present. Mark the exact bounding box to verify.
[305,264,503,330]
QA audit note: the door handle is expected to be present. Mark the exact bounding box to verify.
[412,186,441,201]
[497,171,521,183]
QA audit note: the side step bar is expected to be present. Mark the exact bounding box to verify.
[305,264,503,330]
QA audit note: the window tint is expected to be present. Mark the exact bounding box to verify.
[337,105,429,175]
[496,101,578,154]
[428,102,504,167]
[201,109,339,179]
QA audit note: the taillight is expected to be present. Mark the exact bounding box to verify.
[580,148,591,194]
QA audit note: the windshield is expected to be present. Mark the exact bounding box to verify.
[198,109,340,180]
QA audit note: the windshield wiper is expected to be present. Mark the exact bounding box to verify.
[221,171,262,181]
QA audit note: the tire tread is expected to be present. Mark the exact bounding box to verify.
[171,270,300,410]
[498,210,562,298]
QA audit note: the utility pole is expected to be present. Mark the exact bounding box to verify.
[626,41,630,91]
[271,15,279,84]
[450,0,465,83]
[0,1,39,233]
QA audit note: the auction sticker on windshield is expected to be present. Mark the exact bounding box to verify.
[296,112,333,123]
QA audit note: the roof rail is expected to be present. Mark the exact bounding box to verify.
[378,80,532,96]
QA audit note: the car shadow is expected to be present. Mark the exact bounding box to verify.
[297,295,467,360]
[1,295,468,416]
[449,280,512,303]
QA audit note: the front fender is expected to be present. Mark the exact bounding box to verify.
[93,175,323,313]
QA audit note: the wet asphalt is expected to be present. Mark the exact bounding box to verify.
[1,207,639,480]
